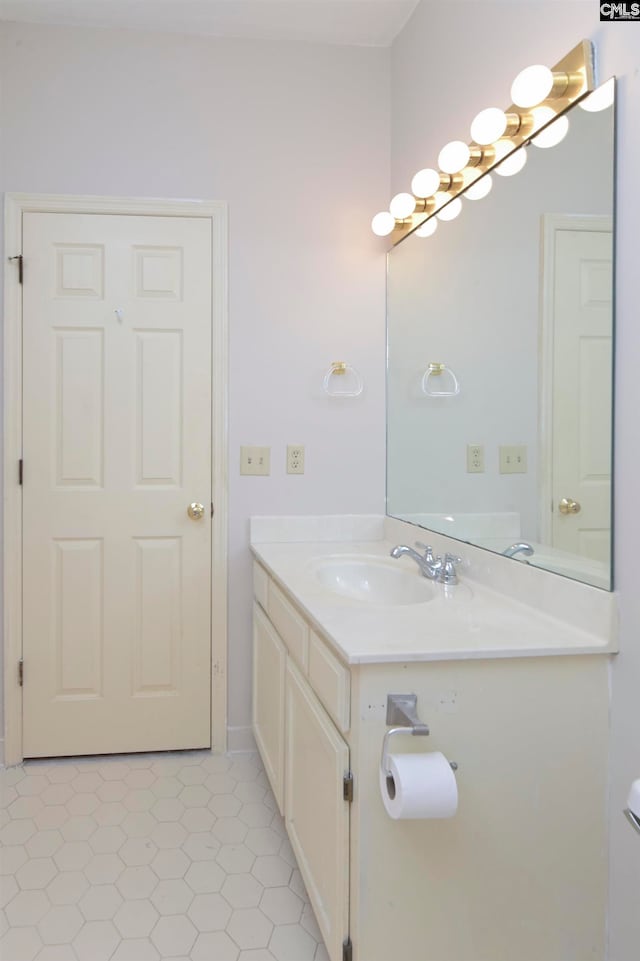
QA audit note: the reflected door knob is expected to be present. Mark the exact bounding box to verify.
[558,497,581,515]
[187,502,205,521]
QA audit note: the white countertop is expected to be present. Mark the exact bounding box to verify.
[251,539,615,665]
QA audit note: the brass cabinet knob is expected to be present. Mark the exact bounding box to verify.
[187,502,206,521]
[558,497,581,515]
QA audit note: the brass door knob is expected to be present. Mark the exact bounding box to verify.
[558,497,581,515]
[187,502,205,521]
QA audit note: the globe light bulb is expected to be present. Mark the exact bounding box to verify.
[579,77,615,113]
[532,115,569,149]
[530,105,556,132]
[465,175,493,200]
[371,211,395,236]
[415,218,438,238]
[436,197,462,221]
[511,64,554,108]
[433,191,451,210]
[438,141,470,174]
[411,168,440,198]
[470,107,507,145]
[495,147,528,177]
[492,140,513,164]
[389,192,417,220]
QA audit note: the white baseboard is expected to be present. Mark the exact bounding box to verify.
[226,726,256,754]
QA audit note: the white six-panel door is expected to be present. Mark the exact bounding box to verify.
[550,225,613,561]
[22,212,213,757]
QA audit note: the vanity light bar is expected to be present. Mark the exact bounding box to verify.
[371,40,595,245]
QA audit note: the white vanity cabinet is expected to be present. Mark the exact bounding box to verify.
[252,556,610,961]
[252,564,352,961]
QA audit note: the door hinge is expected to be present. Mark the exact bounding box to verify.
[343,771,354,803]
[19,459,23,485]
[9,254,23,284]
[18,658,24,687]
[342,937,353,961]
[211,502,214,518]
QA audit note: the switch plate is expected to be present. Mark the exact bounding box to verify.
[499,445,527,474]
[240,446,270,476]
[466,444,484,473]
[287,445,305,475]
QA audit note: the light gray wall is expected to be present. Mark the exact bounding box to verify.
[390,3,640,958]
[0,21,390,753]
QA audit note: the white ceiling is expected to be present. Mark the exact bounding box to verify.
[0,0,420,46]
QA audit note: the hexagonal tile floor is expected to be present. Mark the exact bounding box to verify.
[0,751,330,961]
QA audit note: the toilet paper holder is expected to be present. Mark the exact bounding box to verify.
[624,779,640,836]
[625,809,640,835]
[381,694,458,776]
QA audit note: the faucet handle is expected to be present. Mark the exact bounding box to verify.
[440,553,462,585]
[415,541,435,563]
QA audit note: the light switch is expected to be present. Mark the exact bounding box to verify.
[240,446,270,476]
[499,445,527,474]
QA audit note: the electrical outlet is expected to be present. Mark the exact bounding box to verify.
[499,445,527,474]
[287,445,305,475]
[240,446,270,476]
[466,444,484,473]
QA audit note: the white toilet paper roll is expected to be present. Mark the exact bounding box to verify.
[379,751,458,820]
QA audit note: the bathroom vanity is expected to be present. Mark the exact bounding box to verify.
[250,516,615,961]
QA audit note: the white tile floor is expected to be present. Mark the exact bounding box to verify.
[0,751,330,961]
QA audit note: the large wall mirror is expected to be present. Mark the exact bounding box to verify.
[387,80,615,590]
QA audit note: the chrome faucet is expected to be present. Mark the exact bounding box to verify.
[502,542,534,559]
[390,542,462,585]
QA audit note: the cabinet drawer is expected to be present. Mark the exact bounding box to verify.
[268,580,309,672]
[253,561,269,611]
[308,631,350,733]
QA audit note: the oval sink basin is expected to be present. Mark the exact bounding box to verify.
[311,555,435,606]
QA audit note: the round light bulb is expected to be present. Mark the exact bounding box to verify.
[492,140,513,164]
[433,191,451,210]
[461,167,481,187]
[511,64,554,108]
[371,211,395,236]
[530,105,556,132]
[465,174,493,200]
[411,167,440,198]
[579,77,615,113]
[532,115,569,149]
[438,141,470,174]
[470,107,507,145]
[415,218,438,238]
[495,147,528,177]
[436,197,462,222]
[389,192,417,220]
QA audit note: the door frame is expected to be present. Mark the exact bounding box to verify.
[538,213,612,545]
[3,193,229,766]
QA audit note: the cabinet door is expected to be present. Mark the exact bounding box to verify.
[253,603,286,813]
[285,660,350,961]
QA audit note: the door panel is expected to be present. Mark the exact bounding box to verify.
[551,226,612,560]
[285,660,349,961]
[252,604,286,813]
[22,212,213,757]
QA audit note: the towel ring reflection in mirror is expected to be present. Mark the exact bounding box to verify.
[421,362,460,397]
[323,361,364,398]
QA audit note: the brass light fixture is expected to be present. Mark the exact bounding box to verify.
[371,40,595,244]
